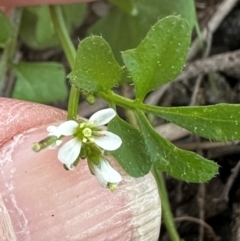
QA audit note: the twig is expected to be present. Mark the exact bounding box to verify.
[198,184,205,241]
[144,84,170,105]
[220,161,240,202]
[176,141,239,151]
[175,216,219,241]
[190,27,213,106]
[155,123,189,141]
[189,74,203,106]
[231,203,240,241]
[188,0,239,61]
[177,49,240,82]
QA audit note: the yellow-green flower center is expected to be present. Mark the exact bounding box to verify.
[76,122,96,143]
[83,127,92,137]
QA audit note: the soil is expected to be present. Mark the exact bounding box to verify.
[3,0,240,240]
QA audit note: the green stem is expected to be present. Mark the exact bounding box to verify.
[67,86,80,120]
[0,9,22,83]
[97,90,176,114]
[99,90,220,120]
[49,5,79,120]
[151,167,180,241]
[98,90,136,109]
[125,109,140,129]
[49,5,75,69]
[193,2,204,51]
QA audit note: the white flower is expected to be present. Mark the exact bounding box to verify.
[89,159,122,190]
[54,108,122,170]
[47,125,61,137]
[47,125,62,148]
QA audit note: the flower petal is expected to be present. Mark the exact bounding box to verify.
[47,125,61,137]
[94,131,122,151]
[90,163,108,188]
[47,125,57,133]
[57,120,78,136]
[58,138,82,169]
[89,108,116,126]
[100,160,122,183]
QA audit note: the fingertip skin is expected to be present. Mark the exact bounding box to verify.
[0,98,161,240]
[0,97,66,146]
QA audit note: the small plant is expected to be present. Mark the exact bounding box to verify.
[1,1,240,240]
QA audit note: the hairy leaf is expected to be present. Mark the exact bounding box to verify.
[108,116,152,177]
[69,36,122,92]
[136,111,219,182]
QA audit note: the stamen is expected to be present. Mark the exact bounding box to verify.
[83,127,92,137]
[79,123,85,128]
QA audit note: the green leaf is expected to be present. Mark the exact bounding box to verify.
[19,4,86,49]
[122,16,191,100]
[144,104,240,141]
[153,0,196,27]
[69,36,122,92]
[61,4,87,32]
[89,0,195,65]
[108,0,137,15]
[20,7,57,49]
[136,111,219,182]
[108,116,152,177]
[0,10,13,47]
[12,62,67,103]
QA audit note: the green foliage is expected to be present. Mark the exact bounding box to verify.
[69,36,122,92]
[144,104,240,141]
[122,16,191,100]
[71,16,190,100]
[61,4,87,32]
[89,0,196,64]
[108,116,151,177]
[1,0,238,186]
[12,62,67,103]
[136,111,219,182]
[0,10,13,47]
[108,0,137,15]
[19,4,86,49]
[69,14,238,183]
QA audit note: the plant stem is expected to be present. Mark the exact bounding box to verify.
[152,167,181,241]
[49,5,75,69]
[49,5,79,120]
[67,85,80,120]
[0,8,22,85]
[97,90,176,115]
[98,90,136,109]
